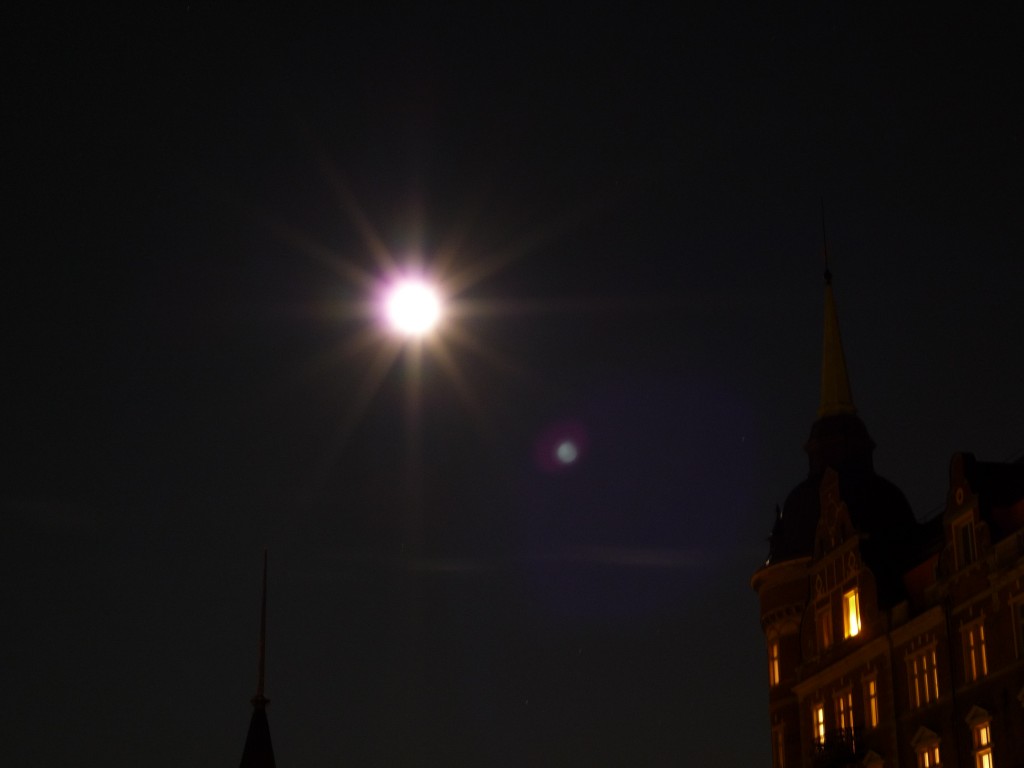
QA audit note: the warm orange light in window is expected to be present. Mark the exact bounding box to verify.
[976,723,991,747]
[979,625,988,677]
[966,623,989,682]
[769,641,781,686]
[773,727,785,768]
[866,679,879,727]
[909,649,940,707]
[974,723,994,768]
[835,690,855,749]
[920,745,940,767]
[843,588,861,638]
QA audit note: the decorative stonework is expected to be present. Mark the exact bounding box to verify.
[910,726,940,749]
[964,704,991,726]
[815,469,856,559]
[861,749,884,767]
[763,604,803,635]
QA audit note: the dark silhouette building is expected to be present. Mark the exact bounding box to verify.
[240,551,277,768]
[752,273,1024,768]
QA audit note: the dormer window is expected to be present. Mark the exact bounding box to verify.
[966,707,995,768]
[918,743,941,768]
[912,727,942,768]
[972,721,994,768]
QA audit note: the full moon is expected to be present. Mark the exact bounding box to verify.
[384,279,442,336]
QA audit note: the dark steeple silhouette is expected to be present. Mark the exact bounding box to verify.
[766,268,917,604]
[818,204,856,421]
[239,550,276,768]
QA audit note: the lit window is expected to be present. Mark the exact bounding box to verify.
[954,516,977,568]
[769,641,781,687]
[813,703,826,745]
[918,743,941,768]
[864,677,879,728]
[913,727,942,768]
[843,588,862,638]
[817,605,833,652]
[964,622,989,683]
[772,725,785,768]
[973,722,994,768]
[835,689,855,750]
[908,647,940,707]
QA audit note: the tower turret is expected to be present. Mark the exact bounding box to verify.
[753,263,918,768]
[766,270,914,566]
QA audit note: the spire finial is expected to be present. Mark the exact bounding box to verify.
[240,549,277,768]
[821,198,832,285]
[255,548,268,706]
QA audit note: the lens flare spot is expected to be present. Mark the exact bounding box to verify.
[535,421,587,473]
[555,440,578,464]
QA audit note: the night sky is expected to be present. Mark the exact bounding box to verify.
[4,5,1023,766]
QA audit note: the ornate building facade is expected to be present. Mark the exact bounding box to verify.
[752,273,1024,768]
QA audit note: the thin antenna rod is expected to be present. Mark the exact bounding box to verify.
[256,549,268,703]
[821,198,831,283]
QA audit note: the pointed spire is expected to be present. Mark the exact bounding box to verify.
[819,269,856,417]
[256,548,268,705]
[817,212,855,418]
[240,550,276,768]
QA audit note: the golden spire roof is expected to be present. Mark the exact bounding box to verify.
[818,269,856,417]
